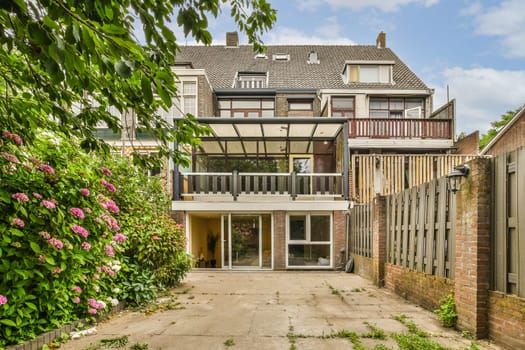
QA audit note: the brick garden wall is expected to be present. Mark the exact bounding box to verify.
[488,291,525,349]
[352,255,373,280]
[384,264,454,311]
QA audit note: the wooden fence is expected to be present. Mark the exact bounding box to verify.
[352,154,479,203]
[386,177,455,279]
[349,202,373,258]
[492,146,525,297]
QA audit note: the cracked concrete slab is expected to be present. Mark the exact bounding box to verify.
[60,271,502,350]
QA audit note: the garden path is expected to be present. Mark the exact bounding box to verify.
[60,271,502,350]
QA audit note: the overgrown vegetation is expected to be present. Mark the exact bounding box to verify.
[435,292,458,328]
[0,133,190,346]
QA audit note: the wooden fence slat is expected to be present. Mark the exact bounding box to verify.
[416,183,427,272]
[395,192,403,265]
[494,153,507,292]
[408,186,418,270]
[435,178,447,277]
[448,184,456,279]
[402,190,410,267]
[517,148,525,296]
[425,179,437,274]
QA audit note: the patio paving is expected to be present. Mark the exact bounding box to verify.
[60,271,502,350]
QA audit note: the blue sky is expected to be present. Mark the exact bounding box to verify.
[173,0,525,136]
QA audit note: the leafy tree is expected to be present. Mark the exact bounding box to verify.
[480,105,524,150]
[0,0,276,167]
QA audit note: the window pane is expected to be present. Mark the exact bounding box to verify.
[332,97,354,109]
[289,102,312,110]
[378,65,391,83]
[232,100,260,109]
[406,98,424,109]
[184,96,196,115]
[390,98,404,110]
[261,100,275,109]
[289,215,306,240]
[218,100,231,109]
[233,111,245,118]
[261,110,274,117]
[370,98,388,109]
[288,244,331,266]
[247,111,260,118]
[310,216,330,242]
[219,110,231,117]
[360,66,379,83]
[183,81,197,95]
[370,110,388,119]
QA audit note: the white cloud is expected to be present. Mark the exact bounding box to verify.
[297,0,439,12]
[265,26,355,45]
[469,0,525,57]
[432,67,525,134]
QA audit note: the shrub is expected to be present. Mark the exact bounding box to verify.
[435,291,457,328]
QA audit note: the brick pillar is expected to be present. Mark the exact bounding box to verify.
[333,210,346,268]
[372,195,387,287]
[454,158,491,338]
[273,211,286,270]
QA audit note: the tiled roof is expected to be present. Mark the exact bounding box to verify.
[174,45,430,91]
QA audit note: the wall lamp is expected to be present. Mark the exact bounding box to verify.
[447,164,470,194]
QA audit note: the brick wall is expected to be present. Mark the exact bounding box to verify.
[454,130,479,154]
[484,112,525,155]
[275,93,288,117]
[333,210,346,267]
[198,75,214,117]
[273,211,286,269]
[488,291,525,349]
[385,264,454,311]
[454,157,491,338]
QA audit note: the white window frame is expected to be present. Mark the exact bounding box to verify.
[286,212,333,269]
[158,78,198,122]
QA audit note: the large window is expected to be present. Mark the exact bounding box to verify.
[344,64,392,84]
[218,98,275,118]
[287,214,332,267]
[331,96,355,118]
[369,97,425,119]
[158,80,197,121]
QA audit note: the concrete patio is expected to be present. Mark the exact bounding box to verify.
[60,271,502,350]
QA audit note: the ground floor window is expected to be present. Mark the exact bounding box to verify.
[287,213,332,267]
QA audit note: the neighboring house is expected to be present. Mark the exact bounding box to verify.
[98,32,458,270]
[480,105,525,156]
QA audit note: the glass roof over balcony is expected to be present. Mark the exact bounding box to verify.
[194,117,346,156]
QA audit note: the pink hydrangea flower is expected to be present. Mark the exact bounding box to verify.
[38,255,46,263]
[72,225,89,238]
[32,192,43,199]
[88,308,97,314]
[48,237,64,249]
[100,179,116,192]
[39,231,51,240]
[72,286,82,293]
[3,131,23,145]
[113,233,127,243]
[105,245,115,257]
[70,207,85,219]
[84,207,92,214]
[52,267,62,274]
[100,167,112,176]
[73,297,81,304]
[0,294,7,305]
[1,152,20,163]
[79,188,90,196]
[100,199,119,213]
[41,200,56,209]
[11,192,29,202]
[38,164,55,174]
[81,241,91,250]
[11,218,25,227]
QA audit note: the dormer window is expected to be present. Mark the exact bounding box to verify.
[342,60,394,84]
[235,72,267,88]
[272,53,290,61]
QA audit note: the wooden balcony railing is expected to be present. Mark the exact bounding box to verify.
[348,118,452,139]
[175,171,344,200]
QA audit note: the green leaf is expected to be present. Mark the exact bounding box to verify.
[45,256,55,266]
[141,75,153,104]
[29,241,40,253]
[102,24,126,35]
[0,319,16,327]
[115,60,132,78]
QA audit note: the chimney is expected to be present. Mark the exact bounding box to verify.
[376,31,386,48]
[226,32,239,47]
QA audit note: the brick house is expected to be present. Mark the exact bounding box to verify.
[480,105,525,156]
[97,32,457,270]
[162,32,458,270]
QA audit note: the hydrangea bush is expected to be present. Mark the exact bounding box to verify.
[0,131,191,346]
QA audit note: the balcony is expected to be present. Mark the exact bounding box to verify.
[348,118,452,139]
[174,171,344,200]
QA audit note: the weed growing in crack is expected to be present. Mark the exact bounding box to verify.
[362,322,387,340]
[224,338,235,347]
